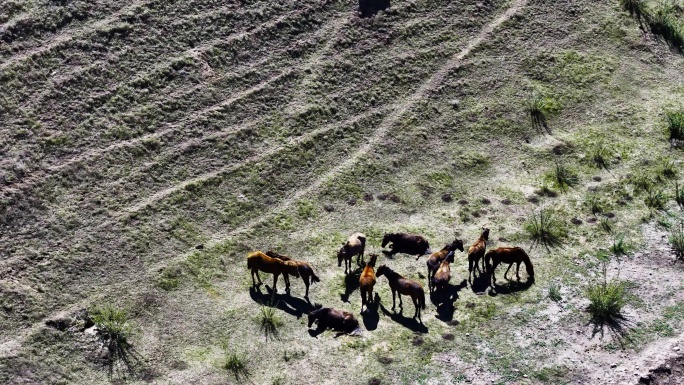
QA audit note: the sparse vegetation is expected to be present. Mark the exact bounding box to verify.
[670,222,684,260]
[546,159,579,192]
[676,181,684,209]
[586,193,604,215]
[660,157,677,179]
[649,1,684,50]
[90,305,141,377]
[524,207,567,249]
[667,111,684,141]
[259,305,283,341]
[223,351,250,381]
[645,186,667,213]
[600,217,614,233]
[589,140,613,169]
[610,234,630,256]
[586,266,628,330]
[619,0,649,21]
[548,282,562,302]
[527,94,557,132]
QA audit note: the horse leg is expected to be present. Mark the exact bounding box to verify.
[284,274,291,292]
[391,289,397,310]
[516,262,521,280]
[504,263,513,280]
[491,262,498,286]
[480,253,487,273]
[468,258,473,283]
[304,277,310,298]
[361,288,366,313]
[251,269,257,286]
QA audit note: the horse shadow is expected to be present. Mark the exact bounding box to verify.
[340,268,363,303]
[361,293,381,331]
[359,0,390,18]
[249,287,312,319]
[431,280,468,322]
[379,303,428,334]
[469,270,491,294]
[488,277,535,296]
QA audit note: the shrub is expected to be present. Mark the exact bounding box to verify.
[660,157,677,179]
[610,234,630,256]
[546,159,579,192]
[524,207,567,248]
[630,172,654,193]
[666,111,684,141]
[259,306,282,341]
[589,140,613,169]
[223,351,250,381]
[90,305,141,376]
[548,283,562,302]
[527,94,560,133]
[670,222,684,260]
[676,181,684,209]
[600,217,614,234]
[649,2,684,50]
[586,193,604,215]
[586,270,627,327]
[644,187,666,213]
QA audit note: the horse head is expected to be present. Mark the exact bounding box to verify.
[381,233,393,248]
[367,253,378,267]
[450,239,464,252]
[445,250,456,263]
[337,244,348,266]
[376,264,388,277]
[307,306,324,328]
[481,227,490,241]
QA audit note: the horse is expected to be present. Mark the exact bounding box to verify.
[337,232,366,274]
[376,265,426,322]
[485,247,535,287]
[468,227,490,284]
[307,306,361,335]
[432,258,452,305]
[381,233,430,260]
[359,254,378,313]
[265,251,321,298]
[246,251,300,296]
[426,239,464,292]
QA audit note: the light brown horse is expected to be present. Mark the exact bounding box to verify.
[265,251,321,298]
[376,265,426,323]
[432,258,452,304]
[426,239,464,292]
[246,251,300,296]
[485,247,535,287]
[359,254,378,313]
[468,227,490,283]
[338,232,366,274]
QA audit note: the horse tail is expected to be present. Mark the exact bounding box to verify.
[310,269,321,284]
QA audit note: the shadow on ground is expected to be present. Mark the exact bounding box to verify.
[431,279,467,322]
[379,303,428,333]
[249,286,312,319]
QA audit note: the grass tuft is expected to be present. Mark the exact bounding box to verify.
[666,111,684,141]
[527,94,560,133]
[670,222,684,260]
[546,159,579,192]
[548,282,562,302]
[91,305,142,377]
[586,267,627,329]
[644,186,667,213]
[224,351,250,381]
[610,234,630,256]
[660,157,677,179]
[524,207,567,249]
[586,193,604,215]
[259,306,283,341]
[676,181,684,209]
[600,217,614,234]
[589,140,613,169]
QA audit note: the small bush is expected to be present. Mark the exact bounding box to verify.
[649,2,684,50]
[670,222,684,260]
[548,283,562,302]
[586,193,604,215]
[675,181,684,209]
[224,352,250,381]
[546,159,579,192]
[589,141,613,169]
[600,217,614,233]
[666,111,684,141]
[610,234,630,256]
[527,94,560,133]
[91,305,141,376]
[259,306,283,341]
[644,187,667,212]
[586,272,627,327]
[660,158,677,179]
[630,172,654,193]
[272,376,286,385]
[524,207,567,248]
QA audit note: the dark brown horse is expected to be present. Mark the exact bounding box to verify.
[247,251,300,296]
[359,254,378,313]
[426,239,464,292]
[307,306,360,335]
[337,232,366,274]
[265,251,321,298]
[376,265,426,322]
[468,227,490,283]
[485,247,535,287]
[432,258,452,304]
[381,233,430,260]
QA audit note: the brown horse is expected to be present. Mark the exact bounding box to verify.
[359,254,378,313]
[426,239,464,292]
[307,306,361,335]
[485,247,535,287]
[381,233,430,260]
[265,251,321,298]
[338,232,366,274]
[468,227,490,283]
[246,251,300,296]
[432,258,452,304]
[376,265,426,322]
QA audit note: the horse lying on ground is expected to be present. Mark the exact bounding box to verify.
[247,251,300,296]
[338,232,366,274]
[468,227,489,284]
[485,247,535,287]
[376,265,426,322]
[307,306,361,336]
[265,251,321,298]
[359,254,378,313]
[426,239,464,292]
[381,233,430,260]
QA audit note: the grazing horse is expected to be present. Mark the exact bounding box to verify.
[246,251,300,295]
[426,239,464,292]
[432,258,452,304]
[265,251,321,298]
[468,227,490,283]
[376,265,426,322]
[337,232,366,274]
[381,233,430,260]
[359,254,378,313]
[307,306,360,335]
[485,247,535,287]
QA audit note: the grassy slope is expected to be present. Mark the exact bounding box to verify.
[1,0,683,384]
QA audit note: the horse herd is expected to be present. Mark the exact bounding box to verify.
[246,228,535,335]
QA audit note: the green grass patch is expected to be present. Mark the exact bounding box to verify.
[586,271,627,330]
[524,207,568,249]
[666,111,684,141]
[259,306,283,341]
[90,305,142,377]
[545,159,579,192]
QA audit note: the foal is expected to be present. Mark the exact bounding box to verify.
[426,239,464,292]
[468,227,490,283]
[376,265,426,322]
[247,251,300,295]
[337,232,367,274]
[359,254,378,313]
[265,251,321,298]
[485,247,535,287]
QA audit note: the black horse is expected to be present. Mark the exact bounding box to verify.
[381,233,431,260]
